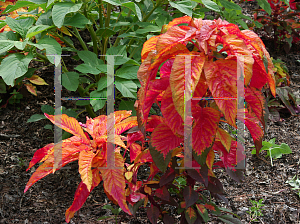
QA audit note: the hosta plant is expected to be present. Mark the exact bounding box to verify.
[26,16,277,223]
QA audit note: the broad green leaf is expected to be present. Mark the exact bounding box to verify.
[97,75,114,91]
[64,13,91,28]
[36,10,53,26]
[100,152,131,215]
[78,50,103,65]
[47,0,54,8]
[279,143,292,154]
[27,114,46,122]
[256,0,272,15]
[33,36,62,66]
[135,25,161,34]
[2,1,35,14]
[6,17,35,38]
[90,90,107,111]
[62,72,79,91]
[0,41,14,54]
[103,0,121,5]
[169,0,194,17]
[0,53,33,86]
[217,215,242,224]
[115,78,137,99]
[122,2,142,21]
[25,0,47,4]
[26,25,55,39]
[219,0,242,11]
[75,64,101,74]
[115,65,139,79]
[41,105,55,115]
[201,0,220,12]
[52,2,83,28]
[96,28,116,38]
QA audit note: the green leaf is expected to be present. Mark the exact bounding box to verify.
[102,0,121,6]
[90,90,107,111]
[97,75,114,91]
[52,2,83,28]
[279,143,292,154]
[25,0,47,4]
[78,50,103,65]
[218,0,242,11]
[36,10,53,26]
[256,0,272,15]
[115,65,139,79]
[41,105,55,115]
[0,41,14,54]
[2,1,36,14]
[44,124,53,130]
[75,64,101,74]
[118,100,136,116]
[0,79,6,93]
[6,17,35,38]
[135,25,161,34]
[33,36,62,66]
[236,19,248,29]
[62,72,79,91]
[196,0,220,12]
[115,78,137,99]
[62,107,77,117]
[217,215,242,224]
[27,114,46,122]
[122,2,142,21]
[64,13,91,28]
[76,100,90,106]
[254,21,264,28]
[96,28,116,38]
[26,25,55,39]
[0,53,33,86]
[169,0,194,17]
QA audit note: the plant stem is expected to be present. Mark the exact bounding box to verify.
[98,0,103,28]
[73,27,88,51]
[77,85,96,118]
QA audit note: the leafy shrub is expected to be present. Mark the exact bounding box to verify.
[26,15,277,223]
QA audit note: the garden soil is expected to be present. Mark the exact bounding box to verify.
[1,2,300,223]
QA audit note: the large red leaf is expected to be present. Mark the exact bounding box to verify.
[169,52,206,119]
[115,116,138,135]
[100,152,131,215]
[150,122,182,159]
[130,142,142,162]
[220,34,254,86]
[160,58,175,78]
[26,143,54,171]
[78,150,96,191]
[161,15,194,33]
[141,35,160,62]
[192,106,220,155]
[45,113,89,143]
[65,169,102,223]
[204,59,237,128]
[161,86,184,137]
[245,86,265,127]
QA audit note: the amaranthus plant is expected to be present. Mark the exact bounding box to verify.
[26,16,276,223]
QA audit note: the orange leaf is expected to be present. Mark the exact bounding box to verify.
[206,148,215,170]
[100,152,131,215]
[195,204,206,214]
[24,83,37,96]
[115,116,138,135]
[45,113,89,143]
[204,203,216,211]
[130,142,142,162]
[204,59,237,127]
[192,106,220,156]
[161,15,194,33]
[27,75,48,85]
[141,35,160,62]
[26,143,54,171]
[78,150,96,191]
[185,207,197,223]
[216,127,232,153]
[161,86,184,137]
[65,169,101,223]
[150,122,182,159]
[169,52,206,119]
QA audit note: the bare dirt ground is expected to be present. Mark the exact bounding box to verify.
[1,2,300,223]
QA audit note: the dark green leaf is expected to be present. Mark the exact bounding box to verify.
[27,114,46,122]
[62,72,79,91]
[52,2,83,28]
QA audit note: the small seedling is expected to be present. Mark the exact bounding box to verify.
[97,204,122,223]
[251,138,292,166]
[247,199,265,223]
[286,174,300,197]
[9,90,23,105]
[17,157,26,168]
